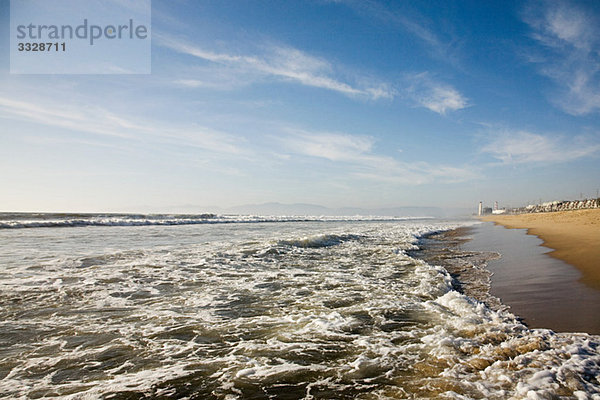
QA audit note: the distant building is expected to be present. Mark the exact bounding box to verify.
[477,202,494,215]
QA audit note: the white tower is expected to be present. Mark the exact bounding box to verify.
[478,202,483,216]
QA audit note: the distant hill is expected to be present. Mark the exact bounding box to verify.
[225,202,330,216]
[223,202,449,217]
[150,202,473,218]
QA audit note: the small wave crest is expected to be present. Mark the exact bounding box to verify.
[278,233,363,248]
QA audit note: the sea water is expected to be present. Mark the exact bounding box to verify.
[0,213,598,399]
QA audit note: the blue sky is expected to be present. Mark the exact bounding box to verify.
[1,0,600,213]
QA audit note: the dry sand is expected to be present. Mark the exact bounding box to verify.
[482,208,600,290]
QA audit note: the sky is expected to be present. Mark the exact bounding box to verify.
[1,0,600,213]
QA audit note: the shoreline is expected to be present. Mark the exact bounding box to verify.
[413,223,600,334]
[409,227,506,312]
[481,208,600,290]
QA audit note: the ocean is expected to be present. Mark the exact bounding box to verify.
[0,213,598,399]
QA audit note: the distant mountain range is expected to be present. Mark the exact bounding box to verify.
[165,202,472,218]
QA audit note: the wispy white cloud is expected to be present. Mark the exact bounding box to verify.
[406,73,469,115]
[157,35,395,100]
[526,1,596,50]
[279,129,478,184]
[0,97,134,139]
[329,0,461,67]
[481,130,600,164]
[0,96,245,155]
[173,79,206,88]
[417,85,468,115]
[523,1,600,115]
[159,34,468,114]
[279,130,374,161]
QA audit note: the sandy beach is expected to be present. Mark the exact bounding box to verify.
[482,208,600,290]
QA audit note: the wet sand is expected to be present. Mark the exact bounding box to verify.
[409,227,504,312]
[481,209,600,290]
[463,222,600,334]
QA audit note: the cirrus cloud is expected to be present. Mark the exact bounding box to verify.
[481,130,600,164]
[522,1,600,115]
[158,34,395,100]
[279,128,479,184]
[405,73,469,115]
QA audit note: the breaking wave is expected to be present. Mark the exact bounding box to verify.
[0,213,430,230]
